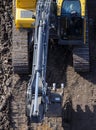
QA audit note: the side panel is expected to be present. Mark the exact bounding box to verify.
[80,0,86,17]
[15,0,36,28]
[15,8,35,28]
[57,0,63,16]
[16,0,36,9]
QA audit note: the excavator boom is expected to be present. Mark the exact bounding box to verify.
[27,0,52,119]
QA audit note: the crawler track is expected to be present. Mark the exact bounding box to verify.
[12,24,29,74]
[73,5,89,72]
[73,45,89,72]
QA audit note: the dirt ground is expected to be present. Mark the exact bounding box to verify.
[46,40,96,130]
[1,0,96,130]
[1,0,12,129]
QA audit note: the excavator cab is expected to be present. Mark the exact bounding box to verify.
[61,1,83,40]
[58,0,85,45]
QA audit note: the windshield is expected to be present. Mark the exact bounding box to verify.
[61,0,81,16]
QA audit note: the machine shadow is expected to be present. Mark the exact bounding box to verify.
[46,41,71,87]
[46,39,96,86]
[62,100,96,130]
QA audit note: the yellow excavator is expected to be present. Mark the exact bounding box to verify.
[12,0,89,124]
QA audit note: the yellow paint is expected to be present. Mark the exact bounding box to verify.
[80,0,86,16]
[15,0,86,28]
[15,0,36,28]
[16,0,36,9]
[57,0,63,16]
[15,8,35,28]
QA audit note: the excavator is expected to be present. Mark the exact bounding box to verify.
[12,0,89,125]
